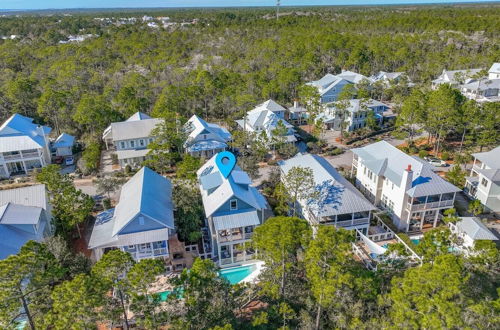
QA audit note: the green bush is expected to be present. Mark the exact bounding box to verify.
[328,147,344,156]
[441,152,450,161]
[81,142,101,175]
[418,150,429,158]
[103,198,112,210]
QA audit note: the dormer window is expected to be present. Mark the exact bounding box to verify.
[130,140,135,148]
[120,141,125,149]
[481,178,488,187]
[230,199,238,211]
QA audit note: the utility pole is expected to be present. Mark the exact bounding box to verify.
[276,0,280,21]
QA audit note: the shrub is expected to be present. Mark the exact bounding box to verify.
[111,153,118,165]
[441,152,450,161]
[418,150,429,158]
[81,142,101,175]
[124,164,132,175]
[267,159,278,166]
[328,147,344,156]
[103,198,112,210]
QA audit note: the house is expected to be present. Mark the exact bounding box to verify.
[252,99,287,119]
[465,146,500,213]
[488,63,500,79]
[287,100,308,125]
[370,71,412,86]
[52,133,75,157]
[197,152,270,267]
[88,167,175,261]
[184,115,232,158]
[461,78,500,103]
[318,99,389,131]
[102,112,162,168]
[336,70,372,84]
[306,73,354,104]
[431,68,483,89]
[0,184,53,259]
[352,141,461,232]
[278,153,376,235]
[236,102,297,144]
[448,217,497,249]
[0,114,52,178]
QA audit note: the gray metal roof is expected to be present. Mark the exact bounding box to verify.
[352,141,460,197]
[475,168,500,184]
[488,63,500,73]
[472,146,500,170]
[457,217,498,241]
[184,115,231,147]
[0,184,47,210]
[213,210,260,231]
[111,118,162,141]
[0,203,42,225]
[116,148,150,160]
[278,153,376,218]
[111,167,174,236]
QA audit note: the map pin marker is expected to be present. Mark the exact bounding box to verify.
[215,151,236,179]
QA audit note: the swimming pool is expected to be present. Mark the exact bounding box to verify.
[219,264,256,284]
[411,239,420,245]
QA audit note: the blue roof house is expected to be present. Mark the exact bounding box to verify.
[88,167,175,261]
[0,114,52,178]
[52,133,75,157]
[197,152,270,267]
[0,184,53,259]
[279,153,376,236]
[184,115,232,158]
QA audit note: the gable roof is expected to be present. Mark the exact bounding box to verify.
[326,99,389,113]
[0,184,48,210]
[336,70,372,84]
[371,71,405,81]
[489,63,500,74]
[111,117,162,141]
[53,133,75,149]
[278,153,376,218]
[112,167,174,236]
[197,155,268,218]
[456,217,497,240]
[184,115,231,145]
[433,68,483,84]
[254,99,286,113]
[126,112,152,121]
[352,141,460,197]
[472,146,500,169]
[0,114,51,152]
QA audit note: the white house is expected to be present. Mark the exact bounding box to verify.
[88,167,175,261]
[317,99,389,131]
[336,70,372,84]
[287,100,308,125]
[102,112,162,168]
[279,153,376,235]
[252,99,287,119]
[461,78,500,103]
[0,114,52,178]
[236,101,297,144]
[370,71,412,87]
[352,141,461,232]
[448,217,497,250]
[431,68,483,89]
[0,184,53,259]
[184,115,232,158]
[197,153,269,267]
[52,133,75,157]
[465,146,500,213]
[488,63,500,79]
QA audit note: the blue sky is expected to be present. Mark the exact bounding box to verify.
[0,0,496,10]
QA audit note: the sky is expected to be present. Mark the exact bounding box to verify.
[0,0,497,10]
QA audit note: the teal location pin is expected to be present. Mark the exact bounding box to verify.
[215,151,236,179]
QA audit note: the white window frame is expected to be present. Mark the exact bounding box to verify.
[230,199,238,211]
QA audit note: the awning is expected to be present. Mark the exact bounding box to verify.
[116,148,150,160]
[213,210,261,231]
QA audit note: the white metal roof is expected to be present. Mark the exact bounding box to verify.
[456,217,498,241]
[116,148,150,160]
[0,203,43,225]
[213,210,260,231]
[0,184,47,209]
[111,118,162,141]
[489,63,500,74]
[472,146,500,169]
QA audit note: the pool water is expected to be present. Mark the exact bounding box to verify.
[219,264,255,284]
[411,239,420,245]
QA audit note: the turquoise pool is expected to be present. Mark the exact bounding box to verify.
[219,264,256,284]
[411,239,420,245]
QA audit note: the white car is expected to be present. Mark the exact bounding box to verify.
[65,156,74,166]
[424,157,448,167]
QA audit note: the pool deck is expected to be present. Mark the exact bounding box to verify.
[221,261,265,284]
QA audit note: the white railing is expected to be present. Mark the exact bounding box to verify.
[21,151,40,158]
[333,218,370,228]
[3,154,21,160]
[410,199,453,211]
[153,248,168,256]
[221,257,232,265]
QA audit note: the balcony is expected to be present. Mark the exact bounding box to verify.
[331,217,370,228]
[409,199,453,211]
[218,228,253,243]
[3,151,40,161]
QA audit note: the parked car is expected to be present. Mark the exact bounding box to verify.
[65,156,75,166]
[53,156,64,164]
[424,156,448,167]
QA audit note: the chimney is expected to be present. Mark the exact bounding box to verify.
[401,164,413,192]
[293,100,299,108]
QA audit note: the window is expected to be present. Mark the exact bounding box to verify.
[230,199,238,210]
[139,139,145,147]
[120,141,125,149]
[481,178,488,187]
[130,140,135,148]
[203,134,207,139]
